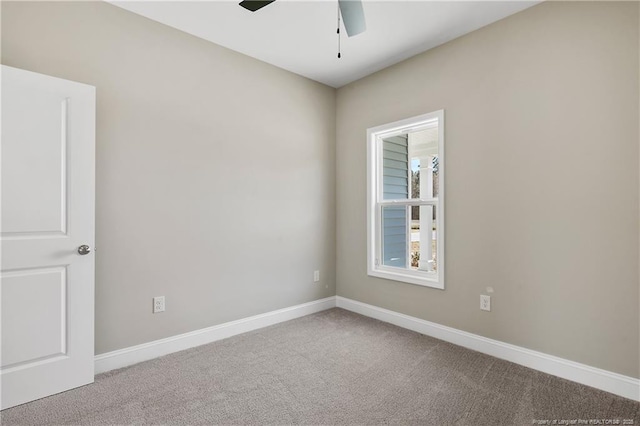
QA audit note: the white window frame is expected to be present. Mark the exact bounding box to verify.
[367,110,445,289]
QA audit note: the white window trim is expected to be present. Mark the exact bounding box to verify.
[367,110,445,290]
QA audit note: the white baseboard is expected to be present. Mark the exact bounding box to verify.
[95,294,639,402]
[336,296,640,401]
[94,296,337,374]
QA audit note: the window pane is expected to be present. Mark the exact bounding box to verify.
[410,204,437,272]
[381,205,407,268]
[407,126,439,200]
[432,156,439,198]
[410,158,420,199]
[382,136,408,200]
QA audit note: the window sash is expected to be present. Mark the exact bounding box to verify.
[375,203,438,272]
[376,198,438,206]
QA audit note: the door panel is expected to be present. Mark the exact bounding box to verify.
[1,66,95,410]
[1,267,67,368]
[1,89,68,235]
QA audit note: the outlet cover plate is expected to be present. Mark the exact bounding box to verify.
[480,295,491,311]
[153,296,165,313]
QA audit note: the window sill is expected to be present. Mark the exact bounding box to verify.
[368,268,444,290]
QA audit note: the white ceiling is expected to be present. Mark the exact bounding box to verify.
[110,0,539,88]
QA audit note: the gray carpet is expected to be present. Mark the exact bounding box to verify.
[2,308,639,425]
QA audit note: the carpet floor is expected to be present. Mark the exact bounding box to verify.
[1,308,639,425]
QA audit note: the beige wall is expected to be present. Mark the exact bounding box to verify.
[1,1,336,354]
[3,0,638,379]
[336,1,640,378]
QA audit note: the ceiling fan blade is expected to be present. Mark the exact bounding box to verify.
[338,0,366,37]
[239,0,275,12]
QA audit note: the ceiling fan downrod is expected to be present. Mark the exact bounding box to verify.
[337,2,342,59]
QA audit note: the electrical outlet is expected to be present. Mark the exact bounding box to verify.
[314,270,320,282]
[480,295,491,312]
[153,296,165,313]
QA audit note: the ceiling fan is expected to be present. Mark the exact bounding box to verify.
[238,0,366,37]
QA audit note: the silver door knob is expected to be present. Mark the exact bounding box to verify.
[78,245,91,255]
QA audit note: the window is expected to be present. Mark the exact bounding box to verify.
[367,110,444,289]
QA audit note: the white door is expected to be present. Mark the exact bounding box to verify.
[0,66,95,410]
